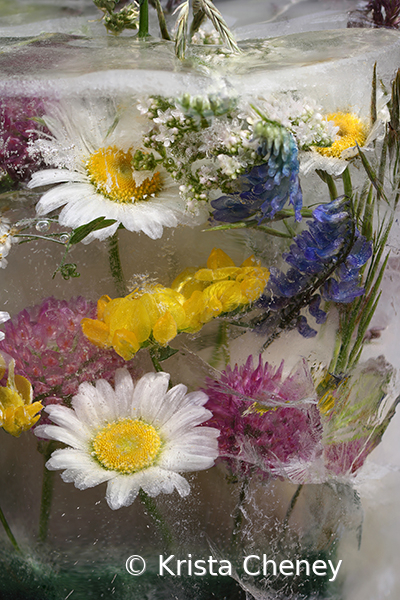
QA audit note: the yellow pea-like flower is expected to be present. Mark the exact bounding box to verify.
[153,311,178,346]
[82,248,270,360]
[97,295,112,320]
[207,247,236,269]
[112,329,141,361]
[81,318,111,348]
[108,297,152,344]
[0,358,42,437]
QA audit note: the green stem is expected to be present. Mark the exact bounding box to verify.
[342,167,353,200]
[108,230,127,296]
[138,0,149,38]
[153,0,171,40]
[206,221,292,238]
[316,170,338,201]
[231,477,249,551]
[209,321,229,368]
[38,441,57,544]
[139,490,174,550]
[0,503,21,553]
[206,208,314,234]
[149,347,163,372]
[328,327,343,374]
[282,484,303,531]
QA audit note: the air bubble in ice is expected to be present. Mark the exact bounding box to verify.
[35,220,50,233]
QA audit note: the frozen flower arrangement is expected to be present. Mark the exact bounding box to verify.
[0,43,400,600]
[141,93,335,220]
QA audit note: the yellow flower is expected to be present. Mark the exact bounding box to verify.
[316,113,367,159]
[82,248,270,360]
[0,357,43,437]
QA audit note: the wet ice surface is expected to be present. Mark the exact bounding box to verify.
[1,1,400,599]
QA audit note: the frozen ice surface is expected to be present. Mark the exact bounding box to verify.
[0,28,399,114]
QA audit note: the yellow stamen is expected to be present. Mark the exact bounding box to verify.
[92,418,162,474]
[317,113,367,158]
[86,146,163,203]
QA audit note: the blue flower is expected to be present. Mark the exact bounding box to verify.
[258,197,372,339]
[211,123,302,224]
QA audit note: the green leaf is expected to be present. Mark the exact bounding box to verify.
[60,263,80,280]
[69,217,117,245]
[153,345,179,362]
[357,144,388,204]
[370,62,377,126]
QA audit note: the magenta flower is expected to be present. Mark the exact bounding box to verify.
[0,297,137,422]
[204,356,322,477]
[0,97,49,186]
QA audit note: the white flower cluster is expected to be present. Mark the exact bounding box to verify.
[142,95,261,205]
[191,26,222,46]
[244,94,338,150]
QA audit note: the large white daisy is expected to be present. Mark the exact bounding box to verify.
[27,100,197,242]
[35,369,219,510]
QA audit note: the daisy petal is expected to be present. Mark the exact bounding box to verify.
[106,475,141,510]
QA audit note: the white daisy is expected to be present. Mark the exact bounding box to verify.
[0,311,10,341]
[35,369,219,510]
[27,100,197,242]
[301,103,389,177]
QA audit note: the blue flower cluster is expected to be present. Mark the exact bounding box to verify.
[259,197,372,338]
[211,122,303,224]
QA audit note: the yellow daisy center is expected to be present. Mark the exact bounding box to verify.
[92,418,162,474]
[317,113,367,158]
[86,146,163,203]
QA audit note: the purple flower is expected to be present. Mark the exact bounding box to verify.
[0,297,138,423]
[211,125,302,224]
[258,197,372,339]
[0,97,49,186]
[203,356,322,477]
[348,0,400,29]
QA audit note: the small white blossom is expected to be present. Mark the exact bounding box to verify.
[217,154,242,177]
[0,217,18,269]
